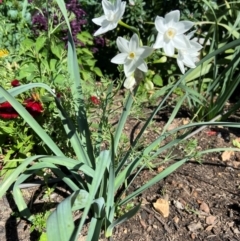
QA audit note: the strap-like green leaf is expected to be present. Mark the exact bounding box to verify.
[105,204,141,237]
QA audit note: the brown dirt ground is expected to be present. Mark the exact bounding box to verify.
[1,106,240,241]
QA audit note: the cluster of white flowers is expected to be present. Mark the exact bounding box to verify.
[92,0,203,89]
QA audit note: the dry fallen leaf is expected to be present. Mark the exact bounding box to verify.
[221,150,234,161]
[231,227,240,234]
[173,200,184,210]
[153,198,169,218]
[182,118,190,125]
[200,202,210,214]
[173,216,179,224]
[206,215,216,225]
[232,161,240,168]
[78,235,87,241]
[187,221,203,232]
[157,166,165,173]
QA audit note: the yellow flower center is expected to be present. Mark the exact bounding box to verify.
[106,11,115,21]
[128,52,135,59]
[166,28,176,39]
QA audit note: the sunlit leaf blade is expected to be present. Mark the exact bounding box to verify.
[0,155,45,198]
[72,190,89,211]
[91,197,105,218]
[47,212,61,241]
[86,217,103,241]
[38,156,95,177]
[12,162,59,220]
[72,150,111,240]
[54,0,72,33]
[55,0,94,168]
[162,94,186,134]
[47,193,76,241]
[12,161,81,220]
[0,83,55,103]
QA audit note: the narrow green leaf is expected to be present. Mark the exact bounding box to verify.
[119,159,187,206]
[72,150,111,240]
[47,193,75,241]
[106,204,141,237]
[0,155,45,198]
[0,83,55,103]
[86,217,103,241]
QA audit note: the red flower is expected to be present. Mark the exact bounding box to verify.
[24,98,43,116]
[11,79,20,87]
[56,93,62,99]
[90,96,100,105]
[0,102,19,119]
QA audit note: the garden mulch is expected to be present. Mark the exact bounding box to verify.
[1,103,240,241]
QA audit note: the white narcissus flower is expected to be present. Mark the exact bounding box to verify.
[129,0,135,5]
[92,0,126,36]
[153,10,194,56]
[177,31,203,74]
[124,75,136,89]
[111,33,153,77]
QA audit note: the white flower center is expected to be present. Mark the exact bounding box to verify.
[106,11,115,21]
[165,28,176,40]
[128,51,136,59]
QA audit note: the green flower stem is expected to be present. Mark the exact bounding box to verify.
[118,20,140,38]
[144,21,154,25]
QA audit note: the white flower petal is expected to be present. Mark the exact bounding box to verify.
[93,22,114,36]
[183,54,196,68]
[187,30,196,39]
[92,0,126,35]
[177,57,185,74]
[172,34,190,49]
[120,1,126,15]
[163,41,175,56]
[154,16,166,33]
[92,15,106,26]
[124,58,136,75]
[117,37,129,53]
[177,47,199,74]
[136,46,153,58]
[138,61,148,73]
[165,10,180,24]
[93,26,107,36]
[153,33,164,49]
[190,41,203,51]
[116,1,126,19]
[102,0,113,13]
[175,21,194,35]
[129,34,139,52]
[111,53,128,64]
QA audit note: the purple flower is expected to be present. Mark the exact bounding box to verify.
[31,0,87,46]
